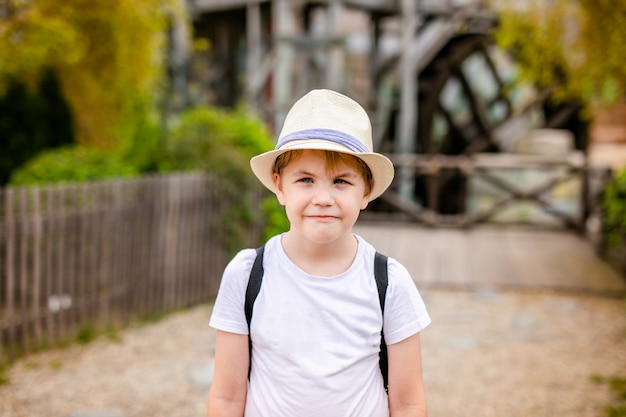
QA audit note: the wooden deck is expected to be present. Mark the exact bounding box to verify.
[354,222,626,296]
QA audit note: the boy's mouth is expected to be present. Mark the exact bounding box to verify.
[307,214,338,222]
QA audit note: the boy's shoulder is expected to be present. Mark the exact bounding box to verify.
[223,246,259,284]
[230,246,259,266]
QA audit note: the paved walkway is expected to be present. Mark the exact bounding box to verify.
[1,224,625,417]
[354,223,626,296]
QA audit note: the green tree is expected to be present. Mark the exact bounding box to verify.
[0,0,184,150]
[492,0,626,106]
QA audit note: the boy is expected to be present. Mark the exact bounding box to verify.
[207,89,431,417]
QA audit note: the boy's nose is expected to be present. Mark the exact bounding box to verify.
[312,184,334,205]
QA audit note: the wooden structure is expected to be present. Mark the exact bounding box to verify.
[379,152,590,228]
[0,174,266,366]
[184,0,591,229]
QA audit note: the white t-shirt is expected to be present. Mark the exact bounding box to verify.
[209,234,431,417]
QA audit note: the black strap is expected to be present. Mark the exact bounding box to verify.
[245,246,265,380]
[244,245,389,388]
[374,251,389,390]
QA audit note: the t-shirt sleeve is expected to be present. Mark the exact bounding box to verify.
[209,248,257,334]
[383,257,431,345]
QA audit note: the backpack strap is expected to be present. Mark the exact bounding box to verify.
[374,251,389,391]
[245,245,265,380]
[244,245,389,388]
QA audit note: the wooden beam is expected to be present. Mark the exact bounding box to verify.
[273,0,295,132]
[325,0,344,90]
[380,192,437,225]
[191,0,268,13]
[246,2,263,111]
[386,152,587,171]
[396,0,418,199]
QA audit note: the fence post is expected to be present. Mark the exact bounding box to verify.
[4,188,15,362]
[44,187,54,349]
[19,187,28,356]
[32,186,43,351]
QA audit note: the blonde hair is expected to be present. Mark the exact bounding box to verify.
[272,150,373,195]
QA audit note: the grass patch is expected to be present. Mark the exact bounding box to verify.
[75,325,97,345]
[105,325,122,343]
[0,365,9,385]
[591,374,626,417]
[24,361,41,370]
[49,360,62,371]
[135,305,194,326]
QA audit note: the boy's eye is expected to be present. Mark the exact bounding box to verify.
[334,178,351,185]
[297,177,313,183]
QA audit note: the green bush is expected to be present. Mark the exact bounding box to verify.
[0,71,75,186]
[159,106,273,174]
[117,115,164,174]
[9,145,138,185]
[262,196,290,242]
[161,106,288,251]
[602,167,626,247]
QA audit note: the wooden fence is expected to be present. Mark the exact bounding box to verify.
[0,173,266,366]
[377,152,595,229]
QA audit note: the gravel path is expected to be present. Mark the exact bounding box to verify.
[1,288,625,417]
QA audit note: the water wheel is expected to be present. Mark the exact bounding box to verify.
[374,33,587,216]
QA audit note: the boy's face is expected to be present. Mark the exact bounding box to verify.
[273,149,370,246]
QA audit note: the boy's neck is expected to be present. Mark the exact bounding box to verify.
[280,232,359,277]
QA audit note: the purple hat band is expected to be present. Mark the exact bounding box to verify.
[276,128,370,153]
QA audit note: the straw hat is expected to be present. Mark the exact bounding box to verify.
[250,89,394,201]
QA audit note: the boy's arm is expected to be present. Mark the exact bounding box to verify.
[387,332,428,417]
[207,330,249,417]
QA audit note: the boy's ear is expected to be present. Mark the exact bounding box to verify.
[274,173,286,205]
[361,181,372,210]
[360,193,369,210]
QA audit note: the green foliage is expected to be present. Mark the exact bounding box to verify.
[262,196,290,242]
[116,115,164,174]
[160,105,283,252]
[602,168,626,248]
[577,0,626,104]
[495,4,571,96]
[492,1,626,105]
[9,146,138,185]
[0,2,83,86]
[0,0,182,149]
[159,106,274,174]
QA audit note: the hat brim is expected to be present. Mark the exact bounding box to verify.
[250,143,394,201]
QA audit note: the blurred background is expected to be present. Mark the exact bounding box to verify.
[1,0,626,416]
